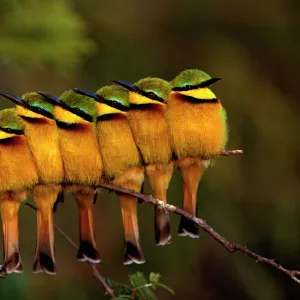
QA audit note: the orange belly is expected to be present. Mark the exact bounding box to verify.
[167,93,228,158]
[0,136,39,192]
[58,124,102,185]
[128,105,172,164]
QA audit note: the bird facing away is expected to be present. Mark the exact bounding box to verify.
[0,91,64,274]
[74,85,145,264]
[167,69,228,237]
[113,78,174,246]
[39,90,103,263]
[0,108,39,274]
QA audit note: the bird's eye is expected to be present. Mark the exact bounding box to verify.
[147,92,156,99]
[73,108,81,113]
[184,85,192,90]
[34,107,42,113]
[112,100,119,105]
[4,128,13,133]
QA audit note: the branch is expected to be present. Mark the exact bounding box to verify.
[25,203,115,298]
[220,149,243,156]
[96,181,300,285]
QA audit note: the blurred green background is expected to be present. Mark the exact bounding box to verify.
[1,0,300,299]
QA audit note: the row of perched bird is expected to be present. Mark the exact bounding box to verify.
[0,69,228,275]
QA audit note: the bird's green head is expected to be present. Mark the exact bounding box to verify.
[19,92,55,120]
[171,69,221,101]
[40,90,97,126]
[112,77,171,107]
[0,108,24,140]
[95,85,129,118]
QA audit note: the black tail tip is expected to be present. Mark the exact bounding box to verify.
[2,252,23,274]
[123,241,145,265]
[32,253,56,275]
[155,209,171,246]
[77,240,101,263]
[178,217,200,238]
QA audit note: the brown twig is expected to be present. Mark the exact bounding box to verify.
[96,182,300,285]
[25,202,115,298]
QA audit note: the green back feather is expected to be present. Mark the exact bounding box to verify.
[0,108,24,130]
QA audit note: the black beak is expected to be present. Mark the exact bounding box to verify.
[72,88,99,100]
[111,80,139,92]
[202,77,222,87]
[37,92,63,106]
[0,92,26,107]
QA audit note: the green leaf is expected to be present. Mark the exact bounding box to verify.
[156,283,175,295]
[149,273,161,284]
[112,296,132,300]
[129,272,148,288]
[136,286,157,300]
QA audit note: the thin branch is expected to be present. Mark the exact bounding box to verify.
[96,182,300,285]
[25,202,115,298]
[220,149,243,156]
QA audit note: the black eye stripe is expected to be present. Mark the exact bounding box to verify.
[172,78,221,91]
[29,106,54,119]
[0,127,24,135]
[54,100,93,123]
[96,96,129,112]
[138,89,164,103]
[69,107,93,122]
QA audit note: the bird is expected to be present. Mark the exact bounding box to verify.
[38,90,103,263]
[166,69,228,237]
[73,85,145,264]
[0,92,64,274]
[113,78,174,246]
[0,108,39,274]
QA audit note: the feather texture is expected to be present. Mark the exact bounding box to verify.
[167,92,228,159]
[127,102,172,165]
[17,107,64,184]
[96,114,141,180]
[55,107,102,185]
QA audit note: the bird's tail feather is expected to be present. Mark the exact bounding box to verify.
[32,208,56,275]
[178,163,206,238]
[119,194,145,265]
[2,214,23,274]
[75,191,101,263]
[146,164,173,246]
[154,208,171,245]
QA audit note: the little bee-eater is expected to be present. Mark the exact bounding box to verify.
[39,90,103,263]
[0,108,39,274]
[113,78,174,246]
[74,86,145,264]
[167,69,228,237]
[0,92,64,274]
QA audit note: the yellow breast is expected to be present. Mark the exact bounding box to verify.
[0,136,39,192]
[97,115,141,180]
[23,119,64,184]
[58,124,103,185]
[127,105,173,165]
[167,92,228,158]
